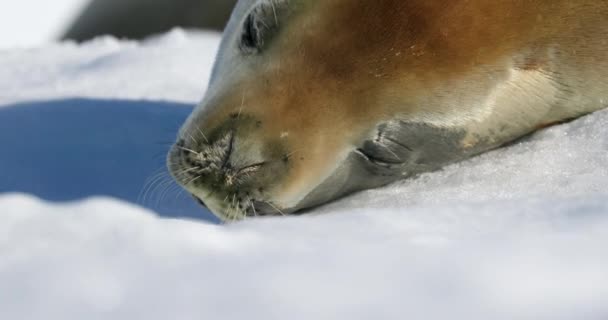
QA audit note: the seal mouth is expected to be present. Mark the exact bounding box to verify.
[250,200,289,217]
[190,192,288,220]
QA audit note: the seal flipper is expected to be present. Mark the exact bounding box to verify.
[358,121,471,178]
[294,121,472,212]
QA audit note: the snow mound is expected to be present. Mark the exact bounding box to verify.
[1,30,607,319]
[1,194,608,320]
[0,29,219,106]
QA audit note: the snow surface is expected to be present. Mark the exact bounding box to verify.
[0,0,87,49]
[0,30,216,106]
[1,30,607,319]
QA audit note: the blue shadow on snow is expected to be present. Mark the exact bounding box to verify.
[0,98,217,222]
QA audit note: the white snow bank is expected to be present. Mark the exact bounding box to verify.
[1,194,607,320]
[0,29,219,106]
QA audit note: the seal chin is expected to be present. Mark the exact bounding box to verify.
[182,153,368,220]
[287,150,409,213]
[188,189,298,221]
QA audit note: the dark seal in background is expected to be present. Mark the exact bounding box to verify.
[63,0,238,42]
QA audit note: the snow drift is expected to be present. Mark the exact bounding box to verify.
[2,194,608,320]
[1,30,607,319]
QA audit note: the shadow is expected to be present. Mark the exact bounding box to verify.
[0,98,218,222]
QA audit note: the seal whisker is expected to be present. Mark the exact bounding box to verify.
[249,198,258,218]
[228,204,239,223]
[237,93,246,120]
[376,141,402,161]
[265,201,286,216]
[169,165,200,181]
[177,166,201,175]
[239,209,247,221]
[156,178,180,208]
[176,146,200,156]
[383,136,414,152]
[145,171,185,207]
[160,183,184,208]
[283,149,302,161]
[184,175,201,186]
[174,167,202,183]
[285,150,300,157]
[188,134,198,145]
[269,0,279,26]
[140,169,172,206]
[173,184,188,204]
[195,126,210,144]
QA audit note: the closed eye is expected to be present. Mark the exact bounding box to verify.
[238,1,288,54]
[240,13,262,54]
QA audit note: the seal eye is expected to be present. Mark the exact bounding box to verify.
[239,1,287,54]
[240,13,262,54]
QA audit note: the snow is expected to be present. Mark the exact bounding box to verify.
[2,194,608,319]
[0,30,217,106]
[0,0,87,49]
[1,30,607,319]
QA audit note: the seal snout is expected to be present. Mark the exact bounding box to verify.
[167,115,291,220]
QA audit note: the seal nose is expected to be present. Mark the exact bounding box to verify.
[175,127,263,178]
[170,115,288,191]
[168,114,293,220]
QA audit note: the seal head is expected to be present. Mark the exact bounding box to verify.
[168,0,608,220]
